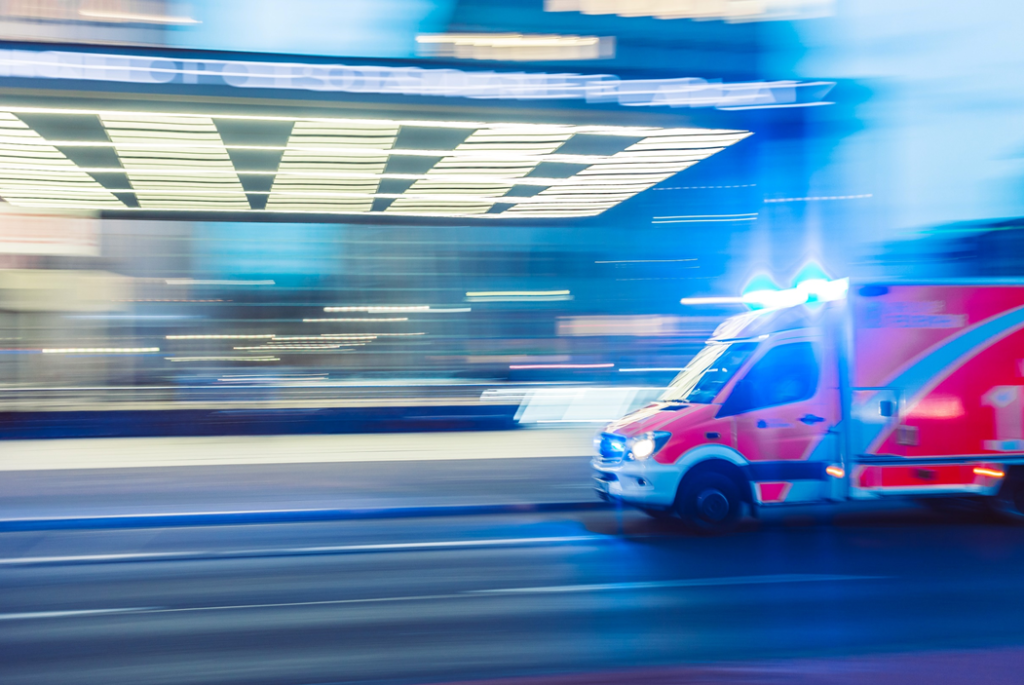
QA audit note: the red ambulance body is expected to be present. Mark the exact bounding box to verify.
[592,281,1024,531]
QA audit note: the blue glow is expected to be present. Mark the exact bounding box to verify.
[168,0,457,59]
[791,262,832,289]
[741,274,783,310]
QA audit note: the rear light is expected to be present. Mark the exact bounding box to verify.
[973,466,1005,478]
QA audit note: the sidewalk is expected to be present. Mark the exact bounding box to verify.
[0,429,601,525]
[0,428,596,470]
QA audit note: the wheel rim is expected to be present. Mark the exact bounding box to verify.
[696,488,730,522]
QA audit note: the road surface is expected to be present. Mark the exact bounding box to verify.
[2,504,1024,685]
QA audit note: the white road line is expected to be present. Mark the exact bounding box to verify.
[469,573,883,594]
[0,552,199,565]
[0,535,604,566]
[0,574,882,621]
[140,595,464,614]
[0,608,153,621]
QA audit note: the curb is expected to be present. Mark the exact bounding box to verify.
[0,501,614,532]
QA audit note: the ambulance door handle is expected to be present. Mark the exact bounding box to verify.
[800,414,825,425]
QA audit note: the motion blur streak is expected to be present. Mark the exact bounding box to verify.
[2,1,1024,684]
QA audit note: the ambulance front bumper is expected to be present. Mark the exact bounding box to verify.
[591,457,683,509]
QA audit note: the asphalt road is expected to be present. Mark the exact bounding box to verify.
[3,506,1024,685]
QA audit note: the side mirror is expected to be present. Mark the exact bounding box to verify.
[879,400,895,418]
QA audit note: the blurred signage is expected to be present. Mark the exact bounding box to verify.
[416,33,615,62]
[545,0,834,22]
[0,0,195,45]
[0,0,193,23]
[0,211,100,256]
[0,48,832,109]
[557,315,722,337]
[0,0,452,59]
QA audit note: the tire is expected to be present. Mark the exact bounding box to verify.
[992,477,1024,522]
[675,472,743,534]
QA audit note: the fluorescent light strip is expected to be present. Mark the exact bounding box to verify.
[510,363,614,369]
[268,120,399,212]
[42,347,159,354]
[596,259,697,263]
[234,345,353,351]
[77,9,201,24]
[0,186,657,205]
[166,335,276,340]
[0,205,609,218]
[166,279,275,285]
[272,336,375,341]
[466,290,570,297]
[0,113,125,209]
[303,318,409,322]
[167,356,279,362]
[235,344,344,349]
[324,306,430,312]
[0,140,728,164]
[100,113,248,210]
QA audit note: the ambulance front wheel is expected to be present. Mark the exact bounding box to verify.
[676,471,742,534]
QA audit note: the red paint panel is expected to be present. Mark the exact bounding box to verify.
[854,285,1024,389]
[856,464,993,489]
[875,325,1024,457]
[652,405,730,464]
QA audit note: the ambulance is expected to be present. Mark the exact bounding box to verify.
[592,280,1024,531]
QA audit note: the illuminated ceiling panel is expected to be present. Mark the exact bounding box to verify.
[0,108,751,218]
[266,121,398,213]
[0,113,124,209]
[387,126,574,215]
[505,129,748,217]
[99,113,249,210]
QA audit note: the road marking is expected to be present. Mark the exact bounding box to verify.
[469,573,883,594]
[0,535,604,566]
[0,552,199,565]
[0,574,882,621]
[0,608,153,621]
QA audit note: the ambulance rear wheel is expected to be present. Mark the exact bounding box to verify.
[993,474,1024,522]
[676,472,742,534]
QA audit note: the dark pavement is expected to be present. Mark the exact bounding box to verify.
[2,504,1024,685]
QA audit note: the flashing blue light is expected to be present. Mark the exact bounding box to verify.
[741,273,783,310]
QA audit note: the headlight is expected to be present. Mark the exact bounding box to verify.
[626,431,671,461]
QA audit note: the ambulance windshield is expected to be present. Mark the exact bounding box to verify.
[659,342,758,404]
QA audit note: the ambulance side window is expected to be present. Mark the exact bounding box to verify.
[719,342,819,416]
